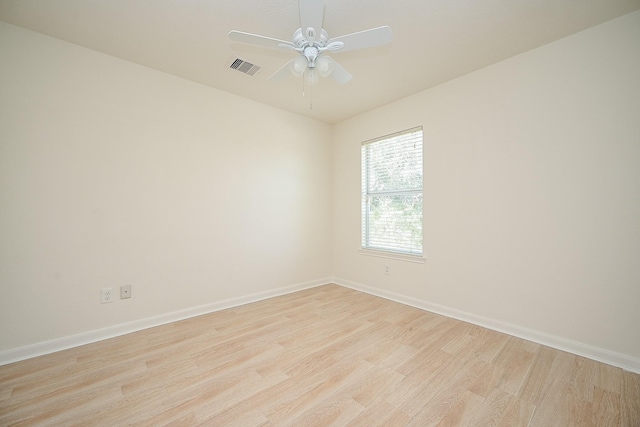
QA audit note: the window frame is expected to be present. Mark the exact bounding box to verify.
[360,126,425,263]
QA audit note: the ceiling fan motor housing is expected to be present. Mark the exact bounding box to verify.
[305,27,316,41]
[293,28,329,68]
[303,46,319,67]
[293,28,329,49]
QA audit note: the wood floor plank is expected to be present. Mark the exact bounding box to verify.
[471,328,510,363]
[0,385,123,427]
[194,370,290,424]
[566,395,595,427]
[349,365,406,408]
[467,388,515,426]
[591,386,621,426]
[284,395,365,426]
[468,362,507,398]
[347,401,412,427]
[405,357,487,425]
[382,349,453,409]
[622,370,640,427]
[599,362,625,393]
[265,358,373,425]
[0,284,637,426]
[566,356,600,402]
[394,320,464,376]
[496,395,536,427]
[433,389,485,427]
[527,352,579,426]
[491,336,539,396]
[517,345,558,403]
[346,401,399,427]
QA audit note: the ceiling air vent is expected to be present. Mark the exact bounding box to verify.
[230,58,261,76]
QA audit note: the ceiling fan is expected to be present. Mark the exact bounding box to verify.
[228,0,392,85]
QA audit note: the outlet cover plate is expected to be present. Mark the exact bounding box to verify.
[101,288,114,304]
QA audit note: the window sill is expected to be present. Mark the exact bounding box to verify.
[359,248,426,264]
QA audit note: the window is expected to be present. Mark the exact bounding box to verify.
[361,126,423,257]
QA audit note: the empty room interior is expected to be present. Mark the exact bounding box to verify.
[1,0,640,425]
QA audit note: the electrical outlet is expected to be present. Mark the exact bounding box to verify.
[101,288,114,304]
[384,265,390,275]
[120,284,132,299]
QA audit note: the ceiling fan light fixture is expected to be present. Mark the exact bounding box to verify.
[316,56,334,77]
[290,55,308,77]
[228,0,392,85]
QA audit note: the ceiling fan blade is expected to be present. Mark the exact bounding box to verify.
[328,26,392,53]
[269,60,295,81]
[298,0,325,41]
[327,57,352,84]
[228,30,295,50]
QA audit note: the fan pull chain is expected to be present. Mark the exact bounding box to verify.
[301,72,313,110]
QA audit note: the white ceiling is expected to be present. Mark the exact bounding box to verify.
[1,0,639,124]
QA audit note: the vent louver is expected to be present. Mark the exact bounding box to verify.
[230,58,261,76]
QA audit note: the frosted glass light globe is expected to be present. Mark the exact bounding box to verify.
[316,56,334,77]
[290,55,307,77]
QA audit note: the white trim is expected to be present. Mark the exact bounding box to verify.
[333,276,640,374]
[5,276,638,374]
[359,248,426,263]
[0,278,331,366]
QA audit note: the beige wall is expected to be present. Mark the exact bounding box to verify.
[332,11,640,364]
[0,22,332,352]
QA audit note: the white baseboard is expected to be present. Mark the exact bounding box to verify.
[333,277,640,374]
[5,277,638,374]
[0,278,331,366]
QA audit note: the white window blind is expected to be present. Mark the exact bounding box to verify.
[361,126,423,256]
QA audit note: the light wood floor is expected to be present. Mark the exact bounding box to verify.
[1,284,639,426]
